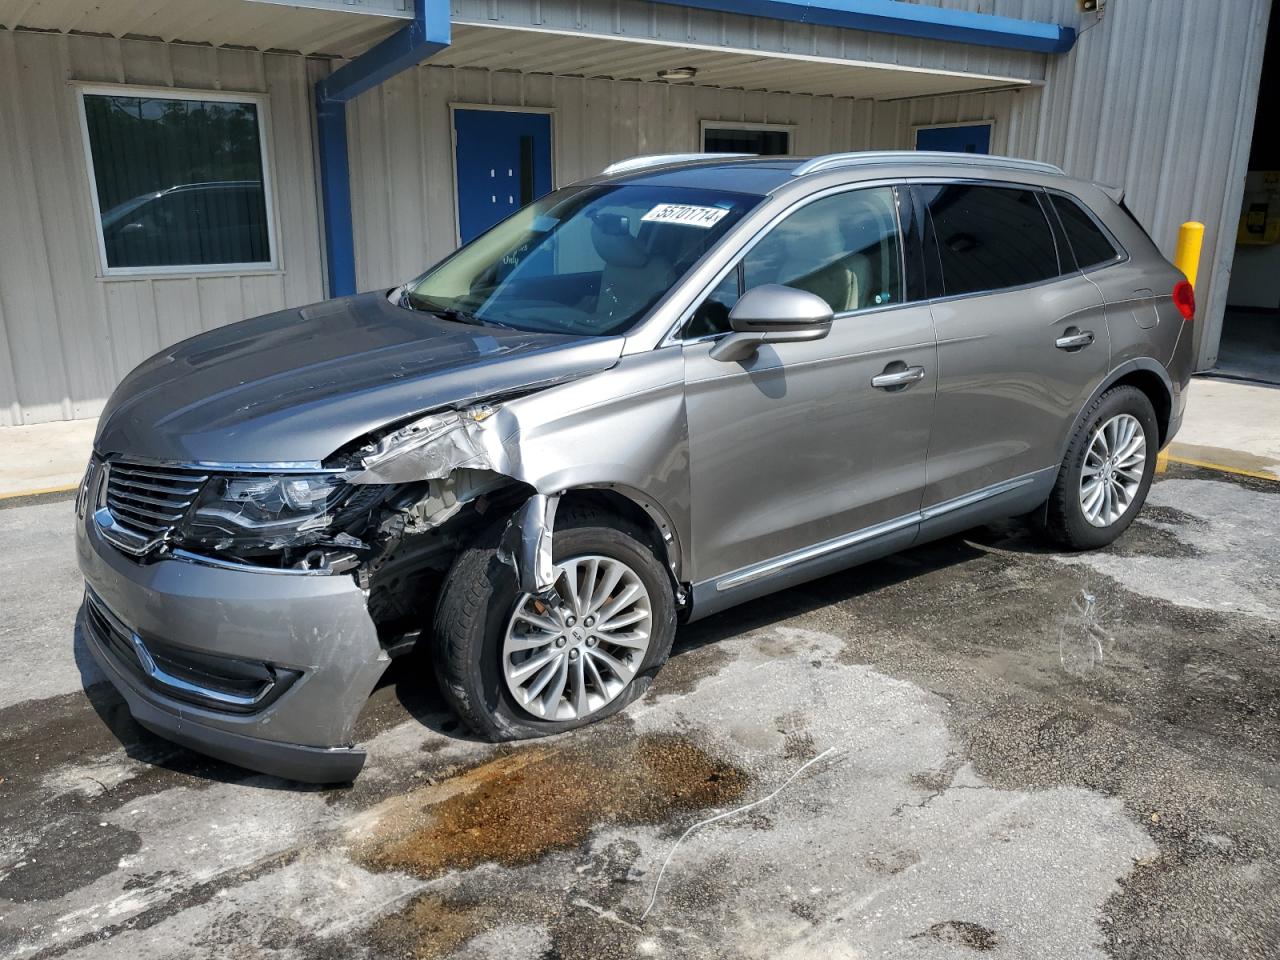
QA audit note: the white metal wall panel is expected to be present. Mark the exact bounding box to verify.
[0,0,403,56]
[431,23,1032,99]
[1026,0,1271,367]
[344,49,1046,292]
[347,63,911,291]
[0,29,327,426]
[450,0,1051,83]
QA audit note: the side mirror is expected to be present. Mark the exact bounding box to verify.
[709,284,834,362]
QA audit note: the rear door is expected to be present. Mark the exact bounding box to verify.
[913,182,1111,507]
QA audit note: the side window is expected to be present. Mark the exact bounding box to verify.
[1050,194,1121,270]
[685,187,902,337]
[745,188,902,314]
[918,184,1059,296]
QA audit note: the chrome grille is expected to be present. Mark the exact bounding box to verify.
[104,461,209,547]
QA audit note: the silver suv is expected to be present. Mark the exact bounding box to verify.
[76,152,1196,781]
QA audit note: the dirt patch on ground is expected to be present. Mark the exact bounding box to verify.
[369,893,500,960]
[913,920,1000,950]
[353,730,748,958]
[355,731,747,881]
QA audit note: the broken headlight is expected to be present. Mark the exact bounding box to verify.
[177,473,350,553]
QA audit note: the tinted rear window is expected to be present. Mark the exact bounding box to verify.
[918,184,1059,296]
[1050,194,1121,269]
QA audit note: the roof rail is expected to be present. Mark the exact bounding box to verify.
[602,153,754,176]
[791,151,1065,178]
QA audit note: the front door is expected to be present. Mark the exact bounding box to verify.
[912,182,1111,507]
[682,186,938,589]
[453,108,553,243]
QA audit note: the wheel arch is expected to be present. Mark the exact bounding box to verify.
[557,485,686,599]
[1059,358,1174,466]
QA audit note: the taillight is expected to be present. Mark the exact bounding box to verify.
[1173,280,1195,321]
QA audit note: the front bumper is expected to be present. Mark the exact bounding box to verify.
[76,504,390,783]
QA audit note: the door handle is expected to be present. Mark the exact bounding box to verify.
[871,365,926,390]
[1055,329,1095,351]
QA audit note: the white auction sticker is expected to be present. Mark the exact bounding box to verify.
[640,203,730,228]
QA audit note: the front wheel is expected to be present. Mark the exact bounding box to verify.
[433,504,677,741]
[1042,385,1159,551]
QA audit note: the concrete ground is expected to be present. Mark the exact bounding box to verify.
[1,461,1276,959]
[0,419,97,498]
[1169,377,1280,479]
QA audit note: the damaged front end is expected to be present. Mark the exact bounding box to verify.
[161,401,564,652]
[78,399,574,783]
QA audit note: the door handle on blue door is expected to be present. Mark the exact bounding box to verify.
[871,365,926,390]
[1055,328,1095,351]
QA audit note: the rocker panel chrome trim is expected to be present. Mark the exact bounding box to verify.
[714,471,1044,592]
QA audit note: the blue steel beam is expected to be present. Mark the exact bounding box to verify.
[315,0,450,297]
[647,0,1076,54]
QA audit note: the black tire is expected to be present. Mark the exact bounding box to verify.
[1042,385,1159,551]
[433,502,677,741]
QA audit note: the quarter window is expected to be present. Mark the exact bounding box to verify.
[1050,194,1121,269]
[918,184,1059,296]
[79,87,274,274]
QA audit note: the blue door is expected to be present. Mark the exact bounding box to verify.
[453,109,553,243]
[915,123,992,154]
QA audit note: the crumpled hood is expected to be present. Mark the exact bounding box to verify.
[95,292,624,464]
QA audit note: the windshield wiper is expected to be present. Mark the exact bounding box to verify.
[399,288,513,329]
[430,307,514,330]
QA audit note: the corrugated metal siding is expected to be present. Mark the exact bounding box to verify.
[347,64,934,290]
[0,0,404,57]
[1025,0,1271,366]
[2,1,1269,426]
[450,0,1052,83]
[0,29,327,425]
[433,23,1032,99]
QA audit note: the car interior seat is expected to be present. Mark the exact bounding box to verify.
[591,213,674,323]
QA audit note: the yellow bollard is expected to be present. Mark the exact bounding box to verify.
[1174,221,1205,288]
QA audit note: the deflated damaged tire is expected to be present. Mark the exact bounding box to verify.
[433,503,677,741]
[1042,385,1159,551]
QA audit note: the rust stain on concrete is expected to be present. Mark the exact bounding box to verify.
[355,732,747,880]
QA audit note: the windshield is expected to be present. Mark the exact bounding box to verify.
[404,184,761,336]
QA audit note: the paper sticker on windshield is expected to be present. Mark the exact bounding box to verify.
[641,203,730,228]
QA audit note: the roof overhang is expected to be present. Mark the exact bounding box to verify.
[433,21,1036,101]
[0,0,1077,63]
[0,0,407,57]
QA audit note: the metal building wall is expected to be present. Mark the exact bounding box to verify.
[450,0,1052,84]
[1024,0,1272,367]
[430,0,1273,368]
[0,29,328,426]
[348,64,914,290]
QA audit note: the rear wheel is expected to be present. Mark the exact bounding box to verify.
[434,504,677,740]
[1042,385,1158,550]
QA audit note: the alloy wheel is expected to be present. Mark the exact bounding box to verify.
[1079,413,1147,527]
[502,554,653,721]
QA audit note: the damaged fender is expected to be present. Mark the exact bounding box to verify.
[342,347,691,602]
[500,493,562,596]
[343,404,568,595]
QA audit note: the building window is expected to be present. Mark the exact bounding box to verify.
[702,121,793,156]
[77,86,276,275]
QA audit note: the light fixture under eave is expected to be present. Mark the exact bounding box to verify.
[657,66,698,82]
